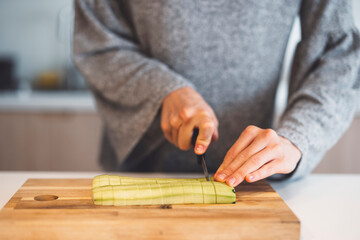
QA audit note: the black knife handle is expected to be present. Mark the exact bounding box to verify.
[191,128,204,165]
[191,128,199,147]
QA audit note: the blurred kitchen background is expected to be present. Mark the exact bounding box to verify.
[0,0,359,172]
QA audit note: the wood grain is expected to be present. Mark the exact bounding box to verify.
[0,178,300,239]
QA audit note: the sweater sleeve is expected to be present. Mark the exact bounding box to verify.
[275,0,360,180]
[73,0,193,165]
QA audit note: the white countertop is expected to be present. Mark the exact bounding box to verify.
[0,172,359,240]
[0,91,97,113]
[270,174,360,240]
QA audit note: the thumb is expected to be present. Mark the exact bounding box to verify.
[195,121,216,155]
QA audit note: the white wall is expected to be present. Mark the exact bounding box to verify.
[0,0,75,88]
[354,0,360,27]
[274,0,360,124]
[0,0,359,90]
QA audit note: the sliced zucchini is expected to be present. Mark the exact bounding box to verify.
[92,175,214,188]
[92,175,236,206]
[202,182,216,204]
[100,186,114,206]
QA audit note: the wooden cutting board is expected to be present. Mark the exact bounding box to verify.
[0,178,300,239]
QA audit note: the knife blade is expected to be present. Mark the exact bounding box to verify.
[191,128,210,181]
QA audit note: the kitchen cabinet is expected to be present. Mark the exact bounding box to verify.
[0,111,359,173]
[0,111,102,171]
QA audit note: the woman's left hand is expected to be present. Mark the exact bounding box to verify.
[214,125,302,187]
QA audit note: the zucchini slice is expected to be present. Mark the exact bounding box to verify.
[92,174,214,188]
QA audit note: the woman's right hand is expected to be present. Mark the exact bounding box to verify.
[161,87,219,155]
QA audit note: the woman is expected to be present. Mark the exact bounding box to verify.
[73,0,360,187]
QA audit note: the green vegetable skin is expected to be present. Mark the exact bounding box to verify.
[92,175,236,206]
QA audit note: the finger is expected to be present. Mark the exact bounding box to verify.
[179,107,196,123]
[215,132,269,181]
[229,125,261,157]
[225,145,281,186]
[212,125,219,142]
[177,121,194,151]
[160,115,172,144]
[171,125,180,146]
[169,116,183,147]
[178,115,218,151]
[170,115,183,129]
[215,126,260,175]
[245,159,281,183]
[163,129,172,143]
[211,133,218,143]
[195,119,216,154]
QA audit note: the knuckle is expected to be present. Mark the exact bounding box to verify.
[271,142,280,149]
[179,107,192,121]
[270,143,280,152]
[198,123,215,141]
[232,171,245,181]
[222,166,236,176]
[226,149,237,161]
[202,121,215,132]
[237,152,248,161]
[245,125,258,134]
[161,122,170,132]
[169,116,181,127]
[197,135,210,143]
[198,109,212,118]
[263,129,277,139]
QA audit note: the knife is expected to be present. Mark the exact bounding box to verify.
[191,128,210,181]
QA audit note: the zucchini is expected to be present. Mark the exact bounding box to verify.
[92,175,236,206]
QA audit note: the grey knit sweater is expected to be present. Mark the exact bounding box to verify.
[73,0,360,180]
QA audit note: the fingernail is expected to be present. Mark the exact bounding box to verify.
[196,145,204,153]
[217,173,226,181]
[248,175,254,181]
[227,177,236,186]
